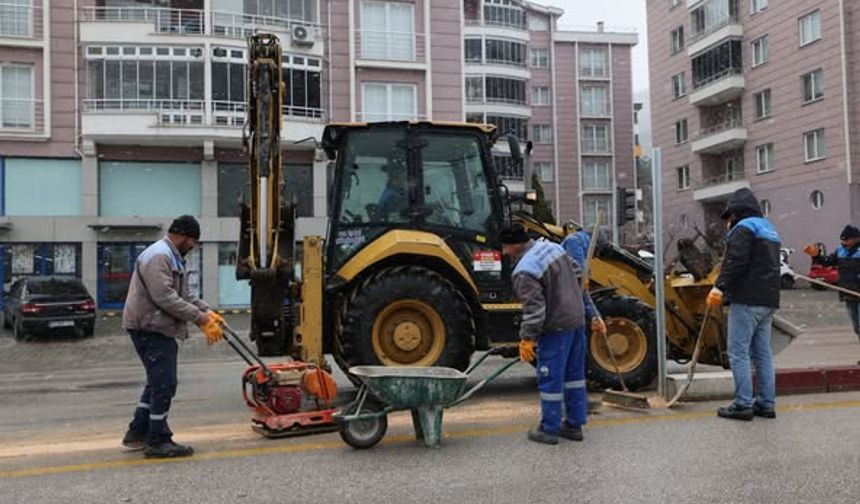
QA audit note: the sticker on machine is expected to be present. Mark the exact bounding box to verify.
[473,250,502,272]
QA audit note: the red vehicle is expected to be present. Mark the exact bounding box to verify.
[809,243,839,290]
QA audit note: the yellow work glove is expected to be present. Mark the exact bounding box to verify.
[591,317,607,338]
[706,287,723,309]
[208,310,226,326]
[519,339,536,363]
[199,315,223,345]
[803,244,819,257]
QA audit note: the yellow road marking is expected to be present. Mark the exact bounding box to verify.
[2,398,859,480]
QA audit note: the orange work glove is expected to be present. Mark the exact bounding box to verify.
[519,339,536,363]
[591,317,607,338]
[706,287,723,309]
[208,310,226,326]
[198,314,223,345]
[803,244,819,257]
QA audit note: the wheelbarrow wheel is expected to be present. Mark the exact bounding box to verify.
[338,398,388,450]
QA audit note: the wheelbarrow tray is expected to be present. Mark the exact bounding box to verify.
[349,366,468,409]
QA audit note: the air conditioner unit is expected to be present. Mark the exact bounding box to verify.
[291,24,315,47]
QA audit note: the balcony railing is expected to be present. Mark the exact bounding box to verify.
[83,99,324,125]
[465,96,528,106]
[356,113,427,122]
[464,18,527,31]
[692,66,743,90]
[693,118,744,140]
[698,169,746,189]
[356,30,425,63]
[0,2,43,39]
[690,14,740,44]
[0,98,44,134]
[210,11,320,40]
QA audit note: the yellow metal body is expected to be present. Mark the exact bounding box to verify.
[334,229,478,294]
[295,236,326,367]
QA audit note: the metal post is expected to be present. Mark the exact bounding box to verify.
[652,147,667,398]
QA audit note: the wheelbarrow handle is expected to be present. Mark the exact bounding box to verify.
[465,346,518,375]
[449,359,520,408]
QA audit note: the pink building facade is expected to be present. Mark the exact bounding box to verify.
[0,0,636,308]
[647,0,860,265]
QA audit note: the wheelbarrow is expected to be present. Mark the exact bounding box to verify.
[334,347,520,449]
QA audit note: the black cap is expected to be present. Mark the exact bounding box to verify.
[499,224,530,245]
[168,215,201,240]
[841,225,860,240]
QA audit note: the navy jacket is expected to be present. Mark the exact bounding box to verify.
[819,245,860,300]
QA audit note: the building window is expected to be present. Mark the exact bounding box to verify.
[810,190,823,210]
[672,73,686,99]
[535,162,553,183]
[583,160,611,190]
[493,154,522,181]
[528,15,548,31]
[99,161,202,217]
[217,164,248,217]
[242,0,319,23]
[530,48,549,68]
[670,26,684,55]
[799,10,821,47]
[751,0,767,14]
[691,39,742,89]
[282,55,323,118]
[0,63,34,129]
[464,38,482,63]
[583,195,612,229]
[531,85,550,106]
[360,0,415,61]
[680,214,689,229]
[579,47,607,78]
[674,119,688,144]
[676,165,690,190]
[465,76,483,102]
[485,38,527,67]
[756,143,774,173]
[362,82,416,121]
[804,128,826,162]
[580,85,609,116]
[0,0,32,37]
[483,0,526,30]
[690,0,740,38]
[760,199,771,217]
[218,243,250,307]
[532,124,552,144]
[754,89,771,119]
[752,35,768,67]
[4,158,82,216]
[581,124,610,153]
[485,114,528,141]
[284,164,314,217]
[802,69,824,103]
[485,76,526,105]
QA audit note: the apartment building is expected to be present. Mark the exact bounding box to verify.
[0,0,635,308]
[647,0,860,261]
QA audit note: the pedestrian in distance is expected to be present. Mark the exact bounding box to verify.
[803,224,860,364]
[707,188,781,421]
[500,224,606,445]
[121,215,225,458]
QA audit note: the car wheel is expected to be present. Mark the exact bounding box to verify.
[2,312,10,329]
[13,319,30,342]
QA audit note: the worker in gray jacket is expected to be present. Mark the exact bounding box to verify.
[121,215,224,459]
[500,224,606,445]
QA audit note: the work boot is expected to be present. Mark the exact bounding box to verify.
[559,424,584,441]
[717,404,754,421]
[121,430,147,451]
[527,429,559,445]
[753,403,776,419]
[144,441,194,459]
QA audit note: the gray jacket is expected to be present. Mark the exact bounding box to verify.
[512,240,594,341]
[122,237,208,339]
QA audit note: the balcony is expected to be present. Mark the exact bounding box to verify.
[463,19,530,42]
[0,2,43,41]
[80,7,322,48]
[355,30,426,68]
[690,67,744,106]
[691,119,747,154]
[693,170,749,202]
[81,99,324,146]
[0,98,45,136]
[688,16,743,56]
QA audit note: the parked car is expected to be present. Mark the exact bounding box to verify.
[2,276,96,340]
[780,248,797,289]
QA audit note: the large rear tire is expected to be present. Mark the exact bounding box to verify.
[586,295,657,391]
[335,266,475,373]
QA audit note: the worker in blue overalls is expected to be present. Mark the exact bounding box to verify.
[561,220,592,270]
[500,224,605,445]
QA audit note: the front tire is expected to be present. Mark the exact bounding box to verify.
[586,296,657,391]
[335,266,475,373]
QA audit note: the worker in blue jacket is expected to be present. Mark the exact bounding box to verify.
[561,221,592,270]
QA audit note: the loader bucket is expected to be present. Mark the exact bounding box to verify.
[771,314,801,355]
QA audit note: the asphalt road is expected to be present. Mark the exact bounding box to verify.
[1,392,859,504]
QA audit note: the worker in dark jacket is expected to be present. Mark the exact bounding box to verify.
[804,225,860,353]
[707,188,781,421]
[500,225,605,445]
